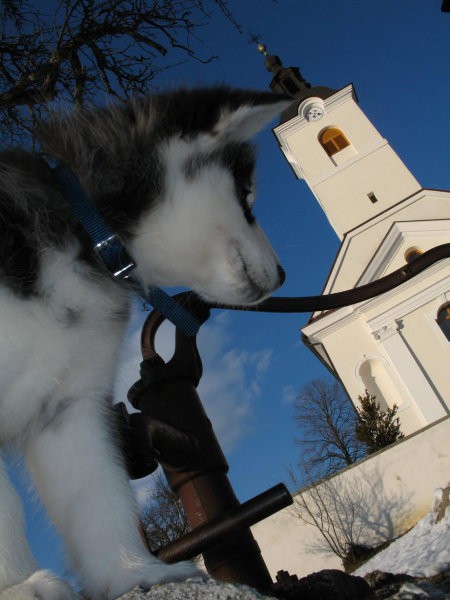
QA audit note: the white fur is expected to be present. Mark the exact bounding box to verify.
[129,136,281,304]
[0,248,201,599]
[0,95,288,599]
[0,571,78,600]
[214,101,288,141]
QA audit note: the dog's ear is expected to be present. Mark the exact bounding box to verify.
[214,93,291,141]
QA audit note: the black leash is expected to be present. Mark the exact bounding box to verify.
[208,243,450,314]
[52,163,449,323]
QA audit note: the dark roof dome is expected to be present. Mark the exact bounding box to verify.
[257,44,336,124]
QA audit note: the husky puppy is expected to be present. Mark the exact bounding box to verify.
[0,87,288,599]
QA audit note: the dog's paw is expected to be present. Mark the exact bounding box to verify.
[91,559,204,598]
[148,560,205,585]
[0,570,79,600]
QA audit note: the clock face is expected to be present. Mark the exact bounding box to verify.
[306,106,324,121]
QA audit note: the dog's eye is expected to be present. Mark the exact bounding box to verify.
[239,186,255,224]
[242,187,255,208]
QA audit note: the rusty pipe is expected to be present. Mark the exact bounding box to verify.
[155,483,292,563]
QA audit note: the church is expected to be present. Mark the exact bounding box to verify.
[249,47,450,578]
[259,45,450,435]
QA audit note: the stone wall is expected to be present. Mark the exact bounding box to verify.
[251,416,450,579]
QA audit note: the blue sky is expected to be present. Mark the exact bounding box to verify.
[7,0,450,580]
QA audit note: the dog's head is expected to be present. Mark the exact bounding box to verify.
[128,88,290,306]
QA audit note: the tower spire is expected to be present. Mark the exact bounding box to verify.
[257,44,336,124]
[257,44,310,98]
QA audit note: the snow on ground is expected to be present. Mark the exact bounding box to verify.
[355,485,450,578]
[118,486,450,599]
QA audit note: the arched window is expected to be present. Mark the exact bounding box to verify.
[319,127,350,156]
[358,359,389,411]
[358,357,405,411]
[436,303,450,341]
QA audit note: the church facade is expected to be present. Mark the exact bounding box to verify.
[260,46,450,434]
[249,48,450,579]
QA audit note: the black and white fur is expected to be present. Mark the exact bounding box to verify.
[0,87,288,599]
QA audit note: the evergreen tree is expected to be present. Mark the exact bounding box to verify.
[355,390,404,454]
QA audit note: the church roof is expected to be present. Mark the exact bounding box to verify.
[309,188,450,322]
[257,44,336,123]
[279,87,337,123]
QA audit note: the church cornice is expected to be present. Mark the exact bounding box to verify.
[359,219,450,285]
[274,84,356,138]
[342,188,444,239]
[273,84,358,181]
[367,274,450,332]
[321,188,450,296]
[303,259,450,340]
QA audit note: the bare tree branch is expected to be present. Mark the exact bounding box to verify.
[293,377,367,481]
[0,0,239,145]
[289,467,371,561]
[140,470,200,564]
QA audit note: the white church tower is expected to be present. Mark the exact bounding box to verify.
[259,46,450,434]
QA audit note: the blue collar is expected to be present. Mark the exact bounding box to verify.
[53,164,200,336]
[53,164,136,279]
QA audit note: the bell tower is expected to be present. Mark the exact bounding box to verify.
[258,46,421,240]
[260,47,450,436]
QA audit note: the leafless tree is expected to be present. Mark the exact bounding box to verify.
[0,0,240,144]
[289,381,407,570]
[289,469,369,565]
[140,470,200,562]
[288,463,404,571]
[293,378,367,480]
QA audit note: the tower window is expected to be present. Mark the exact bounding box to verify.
[319,128,350,156]
[282,77,300,96]
[368,192,378,204]
[436,303,450,341]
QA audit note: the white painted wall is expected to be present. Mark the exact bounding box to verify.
[274,85,420,240]
[323,192,450,295]
[303,259,450,435]
[251,417,450,580]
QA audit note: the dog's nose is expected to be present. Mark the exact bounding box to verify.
[277,265,286,286]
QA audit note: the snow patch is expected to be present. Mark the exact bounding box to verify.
[355,485,450,578]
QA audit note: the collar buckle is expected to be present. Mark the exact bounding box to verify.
[53,164,136,280]
[94,234,136,280]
